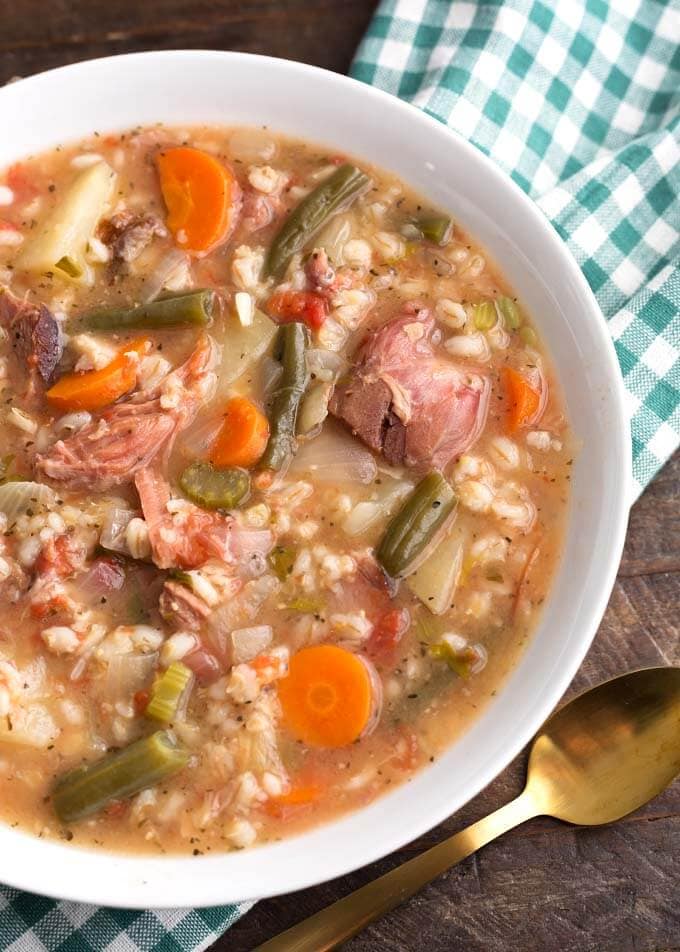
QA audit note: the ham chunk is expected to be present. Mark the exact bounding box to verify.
[241,190,282,234]
[135,467,234,570]
[38,405,176,491]
[99,211,167,280]
[329,305,489,470]
[0,288,62,391]
[36,335,217,491]
[136,467,273,572]
[159,579,212,631]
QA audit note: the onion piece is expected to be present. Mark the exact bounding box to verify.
[289,426,378,484]
[229,526,273,562]
[317,214,352,264]
[260,355,284,395]
[231,625,273,664]
[104,651,157,701]
[228,128,277,164]
[306,348,348,383]
[208,575,279,658]
[140,248,190,303]
[54,411,93,436]
[0,705,59,748]
[297,380,333,436]
[0,481,57,525]
[177,412,225,460]
[99,507,136,553]
[359,655,383,739]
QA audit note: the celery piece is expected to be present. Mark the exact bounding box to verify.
[472,301,496,330]
[520,325,538,348]
[497,296,522,330]
[430,642,474,679]
[145,663,194,723]
[269,545,296,581]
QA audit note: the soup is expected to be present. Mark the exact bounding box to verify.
[0,126,573,854]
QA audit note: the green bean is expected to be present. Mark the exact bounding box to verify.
[81,289,215,331]
[265,164,370,277]
[179,461,250,510]
[497,296,522,330]
[146,662,193,723]
[418,214,452,245]
[259,322,309,471]
[376,472,456,579]
[472,300,496,330]
[52,731,188,824]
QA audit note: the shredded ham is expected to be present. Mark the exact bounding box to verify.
[36,335,218,491]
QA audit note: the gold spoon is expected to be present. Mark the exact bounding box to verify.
[257,666,680,952]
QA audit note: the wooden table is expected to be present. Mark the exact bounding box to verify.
[4,4,678,949]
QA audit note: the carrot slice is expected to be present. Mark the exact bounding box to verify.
[504,366,541,432]
[210,396,270,469]
[46,337,151,412]
[156,147,241,255]
[262,783,322,818]
[277,644,374,748]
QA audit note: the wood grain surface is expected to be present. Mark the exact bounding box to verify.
[2,3,677,949]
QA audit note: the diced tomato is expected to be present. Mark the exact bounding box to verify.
[328,154,347,165]
[29,593,72,620]
[6,164,38,202]
[35,535,85,579]
[266,290,328,331]
[0,219,19,233]
[104,800,128,819]
[368,607,410,661]
[133,689,150,715]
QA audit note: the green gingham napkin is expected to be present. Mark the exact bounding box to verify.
[2,3,679,949]
[0,890,253,951]
[353,0,680,498]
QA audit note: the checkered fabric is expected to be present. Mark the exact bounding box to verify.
[352,0,680,498]
[0,887,253,951]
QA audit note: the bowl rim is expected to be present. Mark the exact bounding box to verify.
[0,48,630,909]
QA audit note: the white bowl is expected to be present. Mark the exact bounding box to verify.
[0,50,630,909]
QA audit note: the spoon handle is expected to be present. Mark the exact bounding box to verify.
[256,791,538,952]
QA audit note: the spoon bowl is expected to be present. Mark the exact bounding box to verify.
[527,666,680,824]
